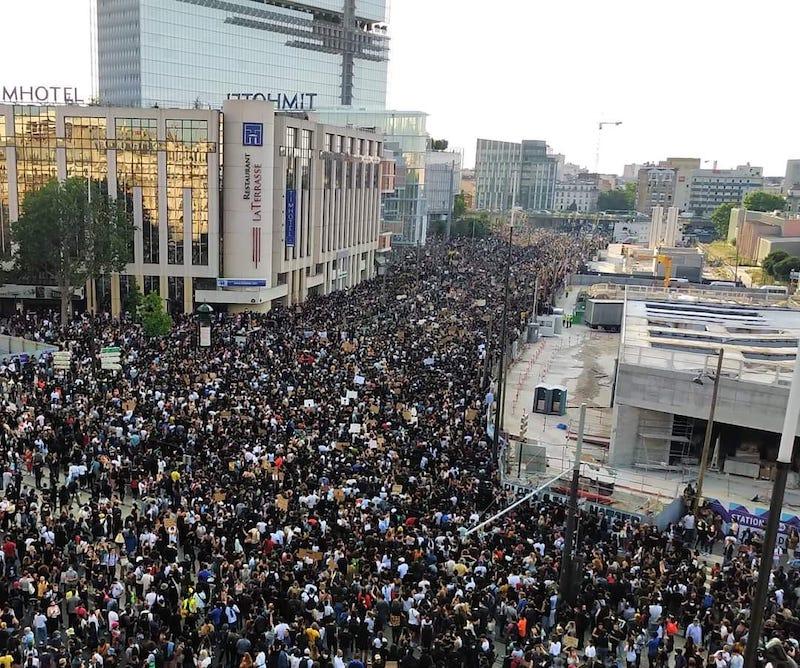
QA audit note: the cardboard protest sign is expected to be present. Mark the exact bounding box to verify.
[276,495,289,512]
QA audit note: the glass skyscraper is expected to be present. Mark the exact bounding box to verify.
[96,0,390,110]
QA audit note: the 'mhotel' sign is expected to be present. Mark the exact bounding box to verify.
[2,86,85,105]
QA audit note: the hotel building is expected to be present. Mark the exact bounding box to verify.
[0,100,383,315]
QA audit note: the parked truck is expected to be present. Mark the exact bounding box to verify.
[584,298,623,332]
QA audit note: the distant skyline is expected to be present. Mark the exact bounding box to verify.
[3,0,798,175]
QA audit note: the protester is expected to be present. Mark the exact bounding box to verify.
[0,234,795,668]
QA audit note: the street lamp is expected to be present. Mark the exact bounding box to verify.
[196,303,214,348]
[495,222,514,444]
[744,349,800,665]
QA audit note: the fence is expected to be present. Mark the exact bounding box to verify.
[0,335,57,362]
[620,343,793,387]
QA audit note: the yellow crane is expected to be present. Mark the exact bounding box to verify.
[656,254,673,287]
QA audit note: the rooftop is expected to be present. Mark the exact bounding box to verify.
[621,287,800,386]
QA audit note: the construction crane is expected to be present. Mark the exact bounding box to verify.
[596,121,622,171]
[656,254,673,287]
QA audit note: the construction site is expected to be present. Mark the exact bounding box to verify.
[501,276,800,529]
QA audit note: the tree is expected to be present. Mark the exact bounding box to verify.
[711,202,737,239]
[598,188,631,211]
[453,193,467,219]
[123,281,144,316]
[763,250,789,276]
[772,256,800,282]
[12,177,134,324]
[431,139,449,151]
[139,292,173,337]
[566,201,578,212]
[743,190,786,212]
[623,181,637,209]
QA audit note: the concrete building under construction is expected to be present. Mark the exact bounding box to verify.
[610,286,800,480]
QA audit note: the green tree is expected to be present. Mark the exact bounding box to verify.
[710,202,737,239]
[743,190,786,212]
[12,177,134,323]
[763,250,789,276]
[598,188,630,211]
[566,201,578,212]
[453,193,467,219]
[772,256,800,282]
[623,181,637,209]
[123,281,144,316]
[431,139,449,151]
[139,292,173,337]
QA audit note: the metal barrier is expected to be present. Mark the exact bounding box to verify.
[620,344,792,387]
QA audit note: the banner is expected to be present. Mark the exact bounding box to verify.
[285,189,296,247]
[707,498,800,547]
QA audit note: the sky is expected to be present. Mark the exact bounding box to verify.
[3,0,798,175]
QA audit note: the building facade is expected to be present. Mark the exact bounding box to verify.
[475,139,520,212]
[0,103,221,313]
[635,158,700,215]
[784,159,800,192]
[313,109,428,245]
[96,0,390,110]
[475,138,557,213]
[518,140,557,211]
[553,178,599,212]
[0,101,382,314]
[425,149,462,216]
[687,165,763,221]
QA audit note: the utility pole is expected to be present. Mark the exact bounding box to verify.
[560,403,586,601]
[482,316,493,389]
[495,223,514,443]
[693,349,725,515]
[744,345,800,666]
[445,158,456,243]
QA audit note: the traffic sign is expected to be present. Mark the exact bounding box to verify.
[53,350,72,370]
[100,346,121,371]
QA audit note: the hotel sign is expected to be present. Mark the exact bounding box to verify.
[2,85,85,105]
[227,92,317,111]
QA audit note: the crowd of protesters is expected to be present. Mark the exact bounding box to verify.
[0,233,797,668]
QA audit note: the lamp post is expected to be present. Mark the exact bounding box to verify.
[560,403,587,602]
[744,349,800,666]
[495,223,514,443]
[196,303,214,348]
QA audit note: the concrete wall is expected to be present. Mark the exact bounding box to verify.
[0,336,57,362]
[611,361,798,465]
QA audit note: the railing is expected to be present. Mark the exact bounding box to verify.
[620,344,792,386]
[624,284,793,306]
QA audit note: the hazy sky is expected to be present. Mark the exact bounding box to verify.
[4,0,797,174]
